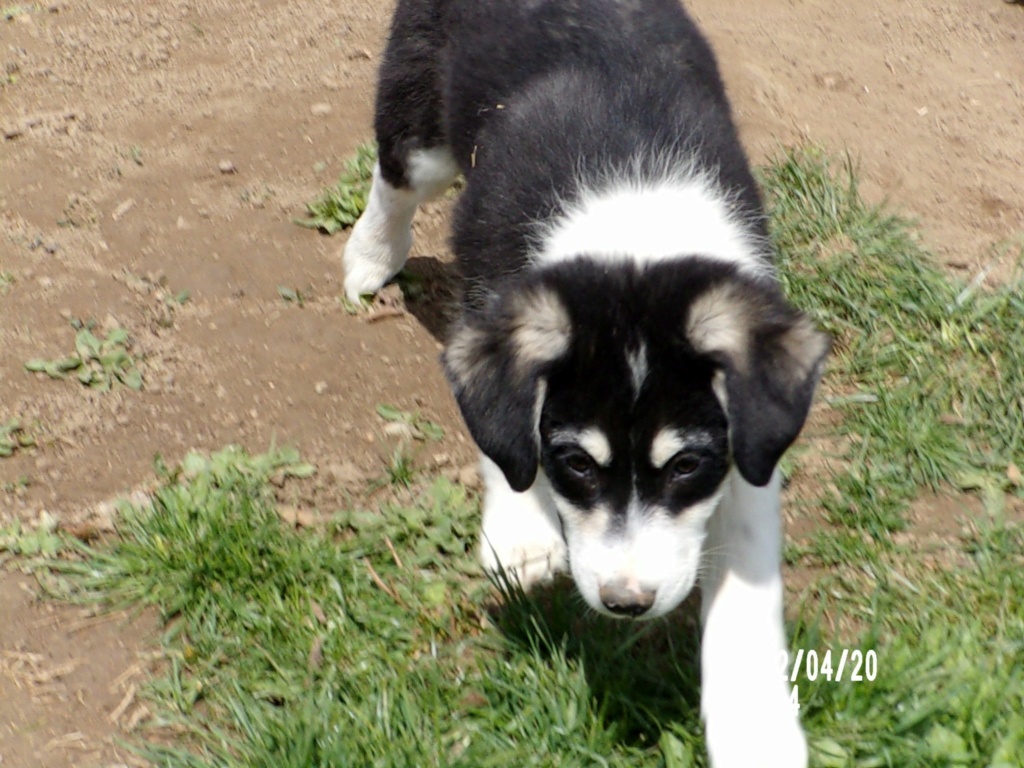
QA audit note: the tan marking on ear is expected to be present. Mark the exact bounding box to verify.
[779,315,831,381]
[444,323,489,386]
[510,287,571,368]
[686,284,750,371]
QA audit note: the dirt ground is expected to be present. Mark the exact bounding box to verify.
[1,0,1022,764]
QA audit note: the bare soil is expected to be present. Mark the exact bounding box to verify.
[1,0,1022,764]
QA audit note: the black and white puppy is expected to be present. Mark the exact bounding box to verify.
[343,0,828,765]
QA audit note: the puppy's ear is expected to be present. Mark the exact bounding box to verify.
[443,286,572,492]
[687,281,830,487]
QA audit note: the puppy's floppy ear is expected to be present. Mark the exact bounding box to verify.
[443,285,572,492]
[687,281,830,487]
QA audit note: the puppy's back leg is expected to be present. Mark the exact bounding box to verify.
[343,0,458,301]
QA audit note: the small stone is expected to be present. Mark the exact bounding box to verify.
[314,381,328,395]
[458,463,480,488]
[111,197,136,221]
[328,461,365,487]
[310,102,332,117]
[218,159,236,174]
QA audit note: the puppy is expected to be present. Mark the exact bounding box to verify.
[343,1,828,765]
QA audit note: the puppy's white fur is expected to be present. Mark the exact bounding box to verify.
[478,454,567,587]
[700,470,807,767]
[533,172,773,281]
[343,148,458,300]
[555,489,723,619]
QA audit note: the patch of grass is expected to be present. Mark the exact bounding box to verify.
[369,404,447,490]
[761,147,1024,535]
[54,446,707,766]
[790,519,1024,767]
[25,324,143,391]
[0,418,35,457]
[380,444,417,488]
[47,443,1024,767]
[296,142,377,233]
[0,270,14,293]
[1,512,62,558]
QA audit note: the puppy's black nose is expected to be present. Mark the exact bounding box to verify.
[599,581,656,617]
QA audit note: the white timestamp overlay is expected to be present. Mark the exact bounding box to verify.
[780,649,879,710]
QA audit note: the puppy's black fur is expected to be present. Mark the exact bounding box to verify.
[372,0,828,495]
[376,0,766,287]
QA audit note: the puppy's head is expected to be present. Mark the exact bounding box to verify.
[444,261,829,618]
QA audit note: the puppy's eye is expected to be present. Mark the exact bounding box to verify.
[561,450,597,479]
[667,453,702,480]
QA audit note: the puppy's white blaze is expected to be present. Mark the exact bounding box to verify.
[627,343,648,397]
[551,426,613,467]
[649,428,715,469]
[534,175,771,278]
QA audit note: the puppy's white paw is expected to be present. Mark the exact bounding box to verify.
[479,524,568,590]
[341,218,412,301]
[704,704,807,768]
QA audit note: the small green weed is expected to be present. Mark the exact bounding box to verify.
[296,142,377,233]
[1,475,29,494]
[1,3,37,20]
[371,405,446,489]
[380,443,417,488]
[0,418,35,457]
[277,285,305,306]
[0,270,14,293]
[25,325,143,391]
[377,402,445,441]
[1,514,63,558]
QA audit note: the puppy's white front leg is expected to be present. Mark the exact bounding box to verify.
[343,148,458,301]
[700,470,807,768]
[342,162,417,301]
[478,455,567,590]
